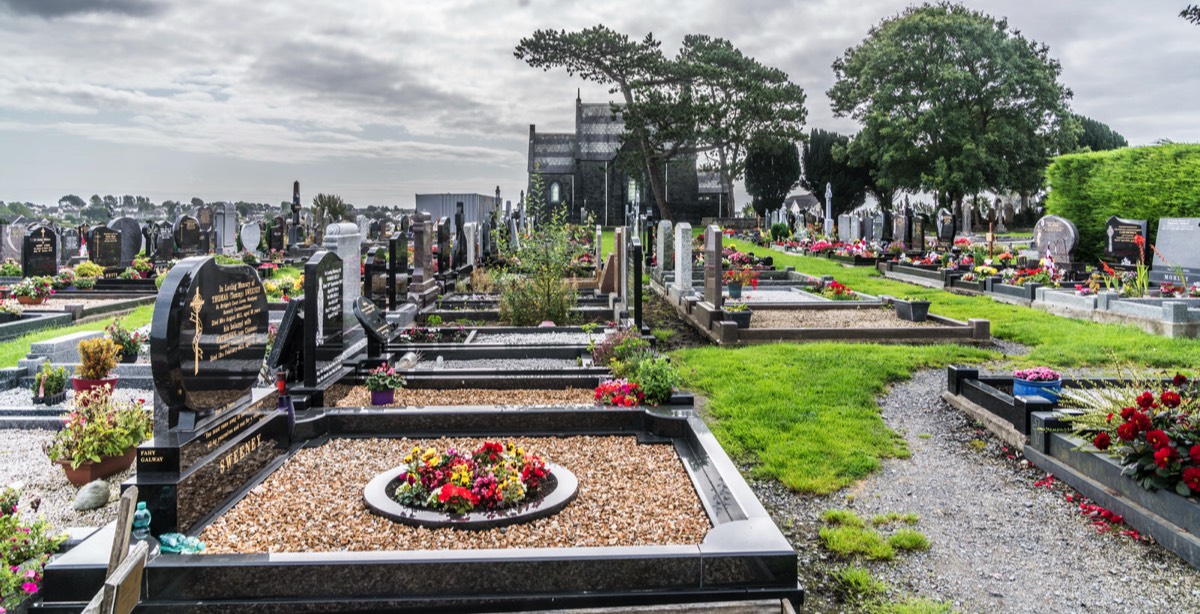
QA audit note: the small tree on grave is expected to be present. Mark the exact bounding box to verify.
[745,136,800,217]
[498,169,578,325]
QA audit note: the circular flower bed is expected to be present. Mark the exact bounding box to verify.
[363,440,577,529]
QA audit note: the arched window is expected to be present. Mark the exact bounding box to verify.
[549,181,561,204]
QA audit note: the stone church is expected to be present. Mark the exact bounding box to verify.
[527,94,727,225]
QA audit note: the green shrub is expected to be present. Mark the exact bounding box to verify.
[0,259,19,277]
[498,275,577,326]
[75,277,96,290]
[631,357,678,405]
[31,361,67,397]
[74,261,105,278]
[1045,144,1200,259]
[770,222,791,241]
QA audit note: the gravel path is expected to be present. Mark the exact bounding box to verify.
[0,430,127,531]
[750,369,1200,613]
[0,386,153,410]
[749,307,938,329]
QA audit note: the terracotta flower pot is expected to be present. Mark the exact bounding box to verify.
[15,296,45,306]
[58,447,136,487]
[72,376,119,401]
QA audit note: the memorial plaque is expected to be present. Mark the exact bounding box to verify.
[1032,214,1079,264]
[1104,216,1148,265]
[1151,217,1200,280]
[703,225,723,308]
[108,217,143,267]
[936,208,956,248]
[88,226,122,268]
[175,216,202,256]
[239,223,262,254]
[303,251,344,388]
[150,256,269,430]
[22,225,58,277]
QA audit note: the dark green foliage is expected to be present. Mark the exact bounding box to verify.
[745,137,800,216]
[770,223,791,241]
[800,128,867,215]
[1044,144,1200,259]
[1183,5,1200,24]
[632,357,679,405]
[1074,115,1128,152]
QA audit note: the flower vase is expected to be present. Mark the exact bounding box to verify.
[1013,378,1062,403]
[727,282,743,299]
[370,389,396,406]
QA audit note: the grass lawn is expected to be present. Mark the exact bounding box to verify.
[0,304,154,368]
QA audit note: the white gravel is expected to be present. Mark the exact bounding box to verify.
[0,430,128,531]
[471,332,602,345]
[414,358,584,371]
[0,386,154,410]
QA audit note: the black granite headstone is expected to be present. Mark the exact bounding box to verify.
[1032,215,1079,265]
[155,221,175,261]
[363,248,386,305]
[1150,218,1200,283]
[22,225,58,277]
[108,217,143,267]
[452,203,467,269]
[149,256,268,431]
[268,217,285,253]
[175,216,202,256]
[266,297,304,379]
[1103,216,1148,265]
[353,296,392,360]
[936,208,956,249]
[913,214,927,252]
[60,228,80,263]
[196,205,214,232]
[387,237,400,310]
[88,226,122,269]
[436,217,451,275]
[302,251,344,388]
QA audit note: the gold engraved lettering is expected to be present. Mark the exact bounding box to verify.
[218,434,263,474]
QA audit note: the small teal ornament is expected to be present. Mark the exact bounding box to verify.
[158,532,206,554]
[132,502,151,540]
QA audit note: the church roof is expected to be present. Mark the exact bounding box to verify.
[576,103,625,161]
[529,132,575,174]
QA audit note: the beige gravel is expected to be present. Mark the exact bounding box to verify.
[329,385,596,407]
[200,436,711,553]
[749,306,940,329]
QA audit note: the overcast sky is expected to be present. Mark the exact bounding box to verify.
[0,0,1196,210]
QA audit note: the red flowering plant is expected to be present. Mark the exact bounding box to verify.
[594,379,644,407]
[820,280,857,301]
[393,440,550,514]
[1063,372,1200,495]
[722,266,759,290]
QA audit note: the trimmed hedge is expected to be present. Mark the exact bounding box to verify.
[1045,144,1200,259]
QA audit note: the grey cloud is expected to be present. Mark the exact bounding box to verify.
[0,0,162,18]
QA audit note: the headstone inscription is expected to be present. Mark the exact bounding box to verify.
[1031,215,1079,265]
[1150,218,1200,284]
[303,251,344,388]
[175,216,202,256]
[108,217,143,267]
[322,223,361,319]
[703,225,723,308]
[936,208,956,250]
[88,227,122,271]
[674,222,693,292]
[1103,215,1148,266]
[22,225,57,277]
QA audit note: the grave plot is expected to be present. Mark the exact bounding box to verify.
[943,367,1200,571]
[658,226,991,346]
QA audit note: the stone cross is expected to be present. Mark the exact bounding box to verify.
[674,222,692,293]
[824,182,833,236]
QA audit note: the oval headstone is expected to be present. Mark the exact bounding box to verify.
[108,217,144,267]
[1033,215,1079,264]
[239,223,262,253]
[150,257,268,427]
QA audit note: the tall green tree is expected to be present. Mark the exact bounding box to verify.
[744,137,800,216]
[679,34,807,213]
[1074,114,1128,152]
[312,193,350,223]
[829,2,1076,213]
[58,195,85,209]
[800,129,867,216]
[1183,5,1200,24]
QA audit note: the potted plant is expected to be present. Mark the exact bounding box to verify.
[31,360,68,406]
[892,295,931,322]
[45,388,151,486]
[74,276,96,290]
[10,277,54,306]
[723,266,759,299]
[0,259,20,277]
[1012,366,1063,402]
[72,337,119,397]
[52,268,77,291]
[117,267,140,280]
[722,300,753,328]
[105,317,144,363]
[132,253,154,278]
[74,261,105,280]
[0,299,22,323]
[364,363,405,406]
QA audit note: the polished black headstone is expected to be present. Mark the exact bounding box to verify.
[196,205,214,231]
[88,226,122,268]
[1032,215,1079,264]
[22,225,58,277]
[436,217,451,275]
[267,217,285,253]
[267,297,304,381]
[150,256,269,431]
[354,296,392,359]
[1103,216,1148,265]
[303,251,344,388]
[364,248,386,306]
[936,208,956,248]
[175,216,201,256]
[108,217,143,267]
[913,214,927,251]
[452,203,467,269]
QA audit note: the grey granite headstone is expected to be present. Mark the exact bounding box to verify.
[657,220,673,273]
[674,223,692,292]
[703,225,723,308]
[239,223,262,254]
[837,214,852,242]
[411,211,433,285]
[1151,218,1200,282]
[322,222,362,320]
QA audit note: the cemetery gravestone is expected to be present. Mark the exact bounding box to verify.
[837,214,852,243]
[155,222,175,261]
[1150,218,1200,284]
[322,223,361,319]
[196,205,214,253]
[175,216,202,256]
[703,225,723,308]
[61,228,81,264]
[936,208,956,250]
[354,296,393,361]
[108,217,143,267]
[463,223,478,268]
[436,217,451,275]
[267,217,285,254]
[239,223,262,255]
[1104,215,1148,266]
[216,204,238,254]
[1032,215,1079,265]
[452,203,468,269]
[913,215,927,252]
[674,223,693,292]
[22,225,58,277]
[88,227,122,271]
[303,251,344,388]
[657,220,673,273]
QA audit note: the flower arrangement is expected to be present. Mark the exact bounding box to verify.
[117,267,140,280]
[74,261,105,279]
[242,250,260,266]
[954,237,972,247]
[45,387,151,469]
[0,483,66,612]
[76,337,119,381]
[0,259,20,277]
[132,254,153,273]
[594,379,644,407]
[74,277,96,290]
[809,239,835,253]
[105,317,145,358]
[10,277,54,300]
[821,281,856,300]
[1013,367,1061,382]
[1074,284,1094,296]
[397,324,469,344]
[31,361,67,399]
[1065,374,1200,495]
[0,300,23,316]
[52,268,77,290]
[590,327,648,368]
[723,266,760,289]
[364,364,405,392]
[393,441,549,514]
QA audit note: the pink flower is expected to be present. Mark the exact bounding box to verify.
[22,581,38,594]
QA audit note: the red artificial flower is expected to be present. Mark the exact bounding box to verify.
[1132,412,1152,432]
[1145,429,1171,450]
[1136,391,1155,409]
[1092,432,1111,451]
[1153,446,1178,469]
[1116,422,1138,442]
[1191,444,1200,465]
[1183,467,1200,491]
[1106,412,1115,423]
[1160,390,1182,409]
[1173,373,1189,387]
[1120,406,1137,421]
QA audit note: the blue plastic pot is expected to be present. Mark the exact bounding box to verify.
[1013,378,1062,403]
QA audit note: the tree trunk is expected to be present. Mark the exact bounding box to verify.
[642,151,673,222]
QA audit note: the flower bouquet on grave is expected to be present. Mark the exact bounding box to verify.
[52,268,77,290]
[723,267,759,299]
[0,483,67,613]
[594,379,644,407]
[364,364,405,406]
[0,299,22,323]
[393,441,549,513]
[1012,366,1063,402]
[820,280,856,301]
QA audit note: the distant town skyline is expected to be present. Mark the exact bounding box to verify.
[0,0,1196,210]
